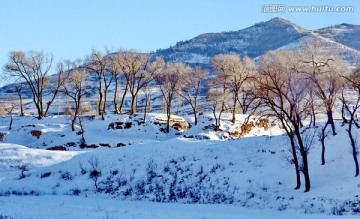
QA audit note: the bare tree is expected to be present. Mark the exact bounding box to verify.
[60,60,90,132]
[117,51,164,114]
[255,50,312,192]
[0,99,17,130]
[44,68,65,117]
[206,89,229,131]
[3,50,63,119]
[177,66,208,125]
[308,87,318,127]
[108,51,123,114]
[212,54,254,124]
[85,50,110,120]
[142,84,153,123]
[340,67,360,177]
[155,62,185,133]
[318,122,330,165]
[299,40,348,135]
[14,84,24,116]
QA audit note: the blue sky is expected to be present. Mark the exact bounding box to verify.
[0,0,359,82]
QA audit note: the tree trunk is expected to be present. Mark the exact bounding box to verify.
[119,83,128,113]
[130,94,137,115]
[311,100,316,127]
[103,88,108,114]
[294,127,311,192]
[143,96,148,123]
[289,133,301,189]
[166,104,171,133]
[35,101,42,119]
[71,100,80,132]
[213,110,219,131]
[320,123,328,165]
[19,94,24,116]
[78,116,85,144]
[347,115,360,177]
[9,113,13,130]
[280,118,301,190]
[193,108,198,126]
[39,98,44,118]
[98,90,103,116]
[114,79,119,114]
[326,109,336,135]
[98,77,103,116]
[231,96,237,124]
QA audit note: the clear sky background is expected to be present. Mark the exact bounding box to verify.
[0,0,359,85]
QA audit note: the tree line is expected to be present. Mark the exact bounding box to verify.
[1,39,359,192]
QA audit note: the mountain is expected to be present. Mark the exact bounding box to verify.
[154,17,360,66]
[1,17,360,109]
[314,23,360,51]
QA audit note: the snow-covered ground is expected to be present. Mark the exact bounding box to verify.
[0,195,358,219]
[0,113,359,218]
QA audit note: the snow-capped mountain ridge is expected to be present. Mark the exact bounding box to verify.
[154,17,360,66]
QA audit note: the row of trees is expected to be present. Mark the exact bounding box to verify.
[1,40,359,192]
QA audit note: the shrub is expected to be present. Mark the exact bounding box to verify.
[40,172,51,178]
[60,171,73,181]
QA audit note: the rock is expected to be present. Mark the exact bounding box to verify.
[116,143,126,147]
[47,146,67,151]
[86,144,99,149]
[65,142,76,147]
[124,122,132,129]
[108,123,115,129]
[99,143,111,148]
[108,122,124,130]
[183,135,194,138]
[80,144,99,149]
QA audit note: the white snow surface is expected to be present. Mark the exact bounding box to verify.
[0,195,358,219]
[0,113,359,218]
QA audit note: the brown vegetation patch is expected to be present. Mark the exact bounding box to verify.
[30,130,42,139]
[255,118,269,131]
[240,121,254,137]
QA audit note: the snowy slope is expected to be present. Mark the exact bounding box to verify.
[0,113,359,218]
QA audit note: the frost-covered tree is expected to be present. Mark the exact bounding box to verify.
[0,98,17,130]
[3,50,63,119]
[299,40,348,135]
[255,50,312,192]
[13,84,24,117]
[178,66,208,125]
[60,60,90,132]
[107,51,123,114]
[212,54,254,124]
[85,50,112,120]
[117,50,164,114]
[340,67,360,177]
[155,62,186,133]
[206,89,229,131]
